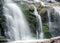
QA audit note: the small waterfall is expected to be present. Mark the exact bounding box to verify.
[47,6,60,37]
[34,6,44,39]
[52,6,60,36]
[3,0,33,41]
[47,9,54,37]
[47,10,52,33]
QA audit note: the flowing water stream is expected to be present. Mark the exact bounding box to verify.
[34,6,44,39]
[3,0,33,41]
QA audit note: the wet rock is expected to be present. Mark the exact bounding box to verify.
[0,39,7,43]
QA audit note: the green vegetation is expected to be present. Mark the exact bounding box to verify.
[43,25,49,32]
[0,2,6,40]
[0,36,5,40]
[42,25,51,38]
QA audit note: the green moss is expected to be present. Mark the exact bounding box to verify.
[42,25,51,38]
[42,25,49,32]
[0,36,5,40]
[44,32,51,38]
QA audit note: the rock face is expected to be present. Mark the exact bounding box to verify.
[0,0,5,36]
[0,0,7,42]
[0,0,3,36]
[0,0,3,15]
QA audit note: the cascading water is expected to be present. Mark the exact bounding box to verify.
[47,9,54,37]
[52,6,60,36]
[34,6,44,39]
[47,6,60,37]
[3,0,33,41]
[47,9,52,34]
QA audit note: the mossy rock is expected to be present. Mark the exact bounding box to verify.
[0,36,7,42]
[44,32,51,38]
[0,36,5,40]
[42,25,49,32]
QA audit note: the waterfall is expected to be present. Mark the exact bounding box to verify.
[3,0,33,41]
[47,10,52,33]
[34,6,44,39]
[47,6,60,37]
[47,9,54,37]
[52,6,60,36]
